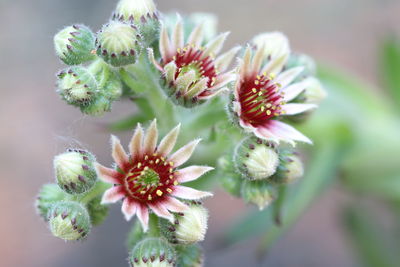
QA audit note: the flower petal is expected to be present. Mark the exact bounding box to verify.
[275,67,304,88]
[121,198,139,221]
[159,25,172,62]
[172,17,184,51]
[176,166,214,183]
[129,123,143,161]
[252,45,266,74]
[111,135,129,171]
[240,46,253,78]
[282,103,317,115]
[168,139,201,167]
[261,54,288,76]
[101,186,125,204]
[281,80,308,102]
[143,119,158,155]
[172,185,213,200]
[147,48,163,71]
[94,163,122,184]
[209,71,236,90]
[203,32,230,58]
[186,77,209,98]
[157,124,181,156]
[187,24,204,48]
[137,204,149,232]
[161,197,189,213]
[215,46,241,72]
[268,120,312,145]
[149,203,174,222]
[164,61,178,83]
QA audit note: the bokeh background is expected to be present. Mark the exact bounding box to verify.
[1,0,400,266]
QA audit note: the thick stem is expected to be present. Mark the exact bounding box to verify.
[147,213,161,238]
[69,181,111,205]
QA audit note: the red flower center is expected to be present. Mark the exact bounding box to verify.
[238,74,285,127]
[122,154,177,204]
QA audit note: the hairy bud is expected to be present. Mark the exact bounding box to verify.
[54,24,96,65]
[129,238,176,267]
[36,184,67,221]
[96,21,141,67]
[160,201,209,245]
[241,180,276,210]
[48,201,91,241]
[271,153,304,184]
[80,95,112,116]
[176,244,204,267]
[54,149,97,195]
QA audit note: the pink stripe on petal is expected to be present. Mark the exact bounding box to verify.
[268,120,312,145]
[149,203,174,222]
[282,103,317,115]
[137,205,149,232]
[95,163,122,184]
[111,135,129,171]
[101,186,125,204]
[121,198,139,221]
[176,166,214,183]
[168,139,201,167]
[172,186,213,200]
[162,197,189,213]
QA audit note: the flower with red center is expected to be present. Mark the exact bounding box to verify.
[231,42,319,145]
[95,120,213,231]
[148,17,240,107]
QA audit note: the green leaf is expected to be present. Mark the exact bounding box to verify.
[381,37,400,107]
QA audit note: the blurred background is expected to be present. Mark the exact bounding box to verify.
[1,0,400,266]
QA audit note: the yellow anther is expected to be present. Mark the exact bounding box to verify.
[276,83,282,88]
[148,195,152,201]
[144,155,148,160]
[155,159,160,164]
[144,166,149,171]
[153,153,158,156]
[169,168,173,173]
[261,106,265,112]
[266,110,271,115]
[169,161,174,166]
[169,175,174,179]
[140,190,146,194]
[156,190,163,196]
[137,162,142,168]
[255,80,260,85]
[258,92,263,96]
[252,88,257,93]
[174,180,179,186]
[166,188,173,193]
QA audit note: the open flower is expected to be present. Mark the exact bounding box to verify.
[149,17,240,107]
[231,37,318,145]
[95,120,213,231]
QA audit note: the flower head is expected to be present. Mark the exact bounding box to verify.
[231,35,319,145]
[96,120,213,231]
[149,17,240,107]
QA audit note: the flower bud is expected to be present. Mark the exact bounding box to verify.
[234,137,280,181]
[57,66,98,107]
[54,24,96,65]
[176,244,204,267]
[241,180,276,210]
[96,21,141,67]
[252,32,290,60]
[80,95,112,116]
[287,53,317,78]
[86,196,109,226]
[36,184,67,221]
[160,201,209,245]
[271,153,304,184]
[48,201,91,241]
[54,149,97,195]
[129,238,176,267]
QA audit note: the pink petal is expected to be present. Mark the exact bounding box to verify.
[171,18,184,52]
[203,32,230,57]
[157,124,181,156]
[121,198,139,221]
[101,186,125,204]
[168,139,201,167]
[94,163,122,185]
[215,46,241,72]
[240,46,253,78]
[187,24,204,48]
[129,123,143,161]
[148,203,174,222]
[268,120,312,145]
[137,205,149,232]
[209,72,236,90]
[281,80,308,102]
[171,186,213,200]
[275,67,304,88]
[159,26,172,62]
[282,103,317,115]
[261,54,288,75]
[176,166,214,183]
[111,135,129,171]
[143,119,158,155]
[251,45,266,74]
[161,197,189,213]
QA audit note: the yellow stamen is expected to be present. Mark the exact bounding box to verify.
[156,190,163,196]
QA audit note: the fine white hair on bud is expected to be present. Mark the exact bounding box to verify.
[113,0,157,23]
[234,137,280,181]
[36,184,67,221]
[54,149,97,195]
[54,24,96,65]
[48,201,91,241]
[241,180,276,210]
[129,238,176,267]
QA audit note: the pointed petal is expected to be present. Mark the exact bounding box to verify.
[94,163,122,184]
[157,124,181,156]
[188,24,204,47]
[168,139,201,167]
[209,72,236,90]
[164,61,177,83]
[268,120,312,145]
[275,67,304,88]
[162,197,189,213]
[281,80,308,102]
[176,166,214,183]
[172,186,213,200]
[203,32,230,58]
[282,103,317,115]
[172,18,184,51]
[111,135,129,171]
[198,87,229,100]
[159,25,172,62]
[143,119,158,155]
[129,123,143,161]
[240,46,253,77]
[186,77,209,98]
[137,205,149,232]
[147,48,163,71]
[215,46,241,72]
[252,45,266,74]
[121,198,139,221]
[261,54,288,76]
[175,70,196,94]
[149,203,174,222]
[101,186,125,204]
[254,126,280,144]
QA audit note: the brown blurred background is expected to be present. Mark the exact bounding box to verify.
[1,0,399,266]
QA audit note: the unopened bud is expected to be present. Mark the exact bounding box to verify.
[234,137,280,181]
[129,238,176,267]
[252,32,290,60]
[54,149,97,195]
[96,21,141,67]
[241,180,276,210]
[160,201,209,245]
[80,95,112,116]
[48,201,91,241]
[36,184,67,221]
[271,153,304,184]
[54,24,96,65]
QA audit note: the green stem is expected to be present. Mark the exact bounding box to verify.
[69,181,111,205]
[147,214,161,238]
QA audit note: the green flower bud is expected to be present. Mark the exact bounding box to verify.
[176,244,204,267]
[57,66,98,107]
[54,24,96,65]
[160,202,209,245]
[241,180,276,210]
[86,196,109,226]
[270,153,304,184]
[96,21,141,67]
[234,137,280,181]
[54,149,97,194]
[80,95,112,116]
[129,238,176,267]
[113,0,158,23]
[48,201,91,241]
[36,184,67,221]
[218,156,242,197]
